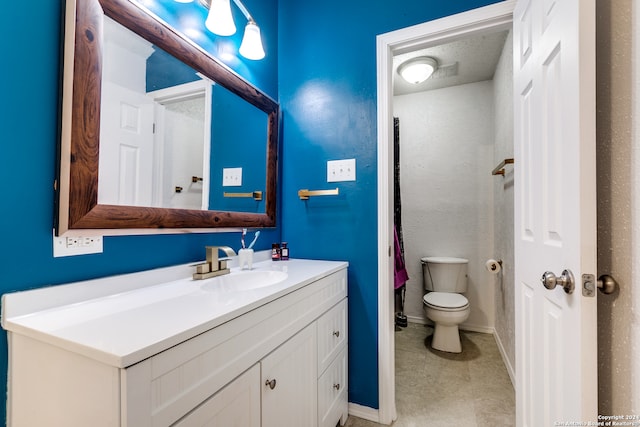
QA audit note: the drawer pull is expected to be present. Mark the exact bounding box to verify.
[333,330,340,338]
[265,379,277,390]
[333,383,340,391]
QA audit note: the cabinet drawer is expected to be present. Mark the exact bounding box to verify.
[317,347,347,427]
[317,298,347,374]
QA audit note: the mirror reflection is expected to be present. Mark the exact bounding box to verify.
[98,17,268,213]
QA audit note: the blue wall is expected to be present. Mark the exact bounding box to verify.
[0,0,277,425]
[209,84,269,212]
[0,0,504,423]
[277,0,501,409]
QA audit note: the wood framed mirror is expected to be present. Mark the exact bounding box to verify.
[55,0,278,235]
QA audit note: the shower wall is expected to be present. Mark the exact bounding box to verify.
[394,81,495,331]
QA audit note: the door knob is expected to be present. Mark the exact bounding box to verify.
[541,269,575,294]
[597,274,617,294]
[265,379,276,390]
[582,274,617,296]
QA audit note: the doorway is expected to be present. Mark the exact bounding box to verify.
[376,2,516,423]
[149,79,213,211]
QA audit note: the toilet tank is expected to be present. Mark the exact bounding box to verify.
[421,257,468,293]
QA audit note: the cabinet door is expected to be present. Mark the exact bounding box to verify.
[262,324,318,427]
[172,364,260,427]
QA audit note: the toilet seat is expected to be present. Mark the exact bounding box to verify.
[423,292,469,311]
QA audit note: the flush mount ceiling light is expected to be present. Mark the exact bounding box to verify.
[183,0,266,59]
[398,56,438,84]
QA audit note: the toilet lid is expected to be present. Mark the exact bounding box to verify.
[423,292,469,310]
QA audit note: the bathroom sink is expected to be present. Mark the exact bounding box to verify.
[201,270,288,292]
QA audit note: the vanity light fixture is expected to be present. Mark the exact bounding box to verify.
[238,20,265,60]
[205,0,236,36]
[398,56,438,84]
[182,0,266,60]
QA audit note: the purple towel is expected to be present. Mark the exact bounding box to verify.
[394,227,409,289]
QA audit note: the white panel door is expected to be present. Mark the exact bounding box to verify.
[99,81,155,206]
[513,0,597,425]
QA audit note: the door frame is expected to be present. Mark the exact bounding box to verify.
[148,78,213,210]
[375,2,516,423]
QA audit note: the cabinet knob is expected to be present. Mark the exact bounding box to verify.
[333,330,340,338]
[333,383,340,391]
[265,378,277,390]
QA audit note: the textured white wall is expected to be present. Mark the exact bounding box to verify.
[596,0,640,415]
[393,81,495,331]
[492,31,515,376]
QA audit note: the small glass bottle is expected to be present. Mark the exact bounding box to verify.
[280,242,289,260]
[271,243,280,261]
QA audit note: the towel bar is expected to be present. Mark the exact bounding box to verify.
[298,188,339,200]
[492,158,514,176]
[223,191,263,201]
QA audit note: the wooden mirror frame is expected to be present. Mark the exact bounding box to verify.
[55,0,278,235]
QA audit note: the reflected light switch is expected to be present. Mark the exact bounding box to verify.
[223,168,242,187]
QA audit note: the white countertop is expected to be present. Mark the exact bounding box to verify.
[2,257,347,368]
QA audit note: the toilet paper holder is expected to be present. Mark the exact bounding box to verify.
[486,259,503,273]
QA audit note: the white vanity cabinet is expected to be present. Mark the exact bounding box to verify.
[2,259,348,427]
[175,322,323,427]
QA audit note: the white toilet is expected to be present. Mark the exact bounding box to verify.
[421,256,470,353]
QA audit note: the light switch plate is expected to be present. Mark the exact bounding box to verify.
[327,159,356,182]
[222,167,242,187]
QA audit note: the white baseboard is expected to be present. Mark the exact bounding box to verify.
[405,314,427,324]
[493,329,515,388]
[348,402,380,423]
[405,316,494,335]
[460,323,494,334]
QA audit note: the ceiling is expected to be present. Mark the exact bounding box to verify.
[393,30,509,96]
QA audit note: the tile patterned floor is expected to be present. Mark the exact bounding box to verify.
[345,323,515,427]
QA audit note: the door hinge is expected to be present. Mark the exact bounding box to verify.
[388,246,391,257]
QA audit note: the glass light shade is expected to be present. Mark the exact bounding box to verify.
[174,0,194,3]
[239,21,265,60]
[205,0,236,36]
[398,57,438,84]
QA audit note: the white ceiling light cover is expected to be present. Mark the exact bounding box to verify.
[398,56,438,84]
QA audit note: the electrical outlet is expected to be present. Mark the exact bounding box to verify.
[53,232,103,257]
[222,167,243,187]
[327,159,356,182]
